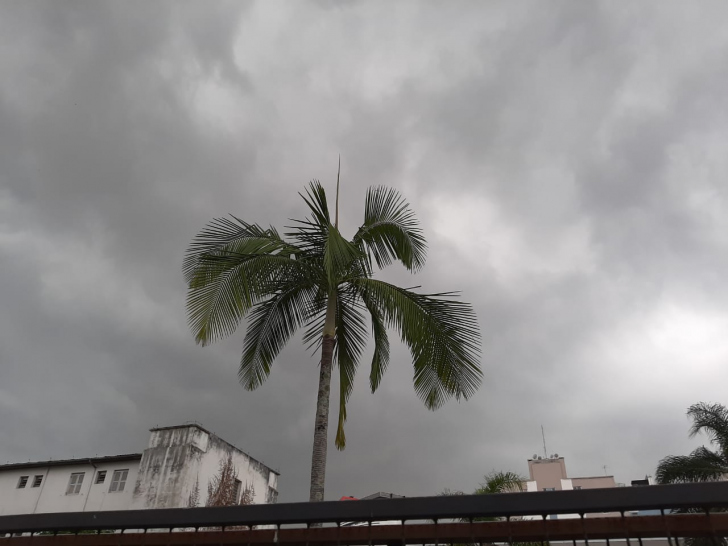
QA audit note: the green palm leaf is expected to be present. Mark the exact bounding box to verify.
[476,471,525,494]
[353,186,427,272]
[241,281,324,390]
[687,402,728,457]
[324,223,367,291]
[186,252,302,346]
[287,181,331,255]
[363,297,390,393]
[352,278,481,409]
[333,287,368,449]
[656,446,728,484]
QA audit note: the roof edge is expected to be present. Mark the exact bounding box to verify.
[0,453,142,472]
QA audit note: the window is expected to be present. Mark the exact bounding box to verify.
[32,475,43,488]
[66,473,85,495]
[109,469,128,492]
[574,486,582,490]
[543,487,555,491]
[233,479,242,503]
[96,471,107,484]
[17,476,28,489]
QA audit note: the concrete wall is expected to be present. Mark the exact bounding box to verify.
[194,432,278,506]
[0,460,139,515]
[131,425,278,509]
[528,457,567,490]
[572,476,617,489]
[0,424,279,516]
[130,427,202,509]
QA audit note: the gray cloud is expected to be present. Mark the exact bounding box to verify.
[2,0,728,502]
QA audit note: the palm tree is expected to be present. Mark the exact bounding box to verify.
[184,176,482,502]
[441,472,538,546]
[475,470,525,495]
[655,403,728,546]
[475,472,543,546]
[656,402,728,484]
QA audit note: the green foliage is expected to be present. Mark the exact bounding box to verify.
[439,471,542,546]
[475,470,526,495]
[185,181,482,450]
[656,402,728,484]
[655,402,728,546]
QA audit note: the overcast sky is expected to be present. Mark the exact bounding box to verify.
[2,0,728,503]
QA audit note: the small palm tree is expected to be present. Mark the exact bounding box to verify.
[656,402,728,484]
[469,471,526,523]
[656,404,728,546]
[184,177,482,502]
[441,472,538,546]
[475,472,543,546]
[475,470,525,495]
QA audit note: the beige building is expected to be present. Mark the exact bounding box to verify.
[525,455,616,492]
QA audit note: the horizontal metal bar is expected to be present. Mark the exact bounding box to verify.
[2,513,727,546]
[1,482,727,534]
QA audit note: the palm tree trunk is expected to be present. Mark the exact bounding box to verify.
[309,293,337,502]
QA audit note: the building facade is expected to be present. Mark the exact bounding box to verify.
[0,424,278,516]
[525,455,616,492]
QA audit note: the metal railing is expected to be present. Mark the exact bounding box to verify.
[1,482,727,545]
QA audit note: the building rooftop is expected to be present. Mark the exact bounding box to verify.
[361,492,406,500]
[150,422,280,476]
[0,453,142,471]
[0,423,280,476]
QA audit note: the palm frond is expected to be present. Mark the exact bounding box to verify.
[352,278,481,410]
[353,186,427,272]
[184,216,299,283]
[655,446,728,484]
[363,296,390,393]
[476,471,526,494]
[287,181,331,255]
[324,223,367,290]
[302,294,328,354]
[184,215,308,346]
[240,281,324,390]
[333,288,368,450]
[186,253,302,346]
[687,402,728,457]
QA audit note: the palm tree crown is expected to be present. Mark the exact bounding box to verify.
[475,471,526,494]
[656,402,728,484]
[184,180,482,501]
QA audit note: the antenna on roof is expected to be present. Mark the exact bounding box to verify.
[541,425,548,459]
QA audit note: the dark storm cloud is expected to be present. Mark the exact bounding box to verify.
[2,0,728,501]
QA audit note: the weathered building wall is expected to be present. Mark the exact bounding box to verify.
[130,426,205,509]
[0,424,278,516]
[194,433,278,506]
[130,424,279,509]
[0,459,140,515]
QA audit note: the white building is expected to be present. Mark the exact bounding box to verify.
[0,424,279,516]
